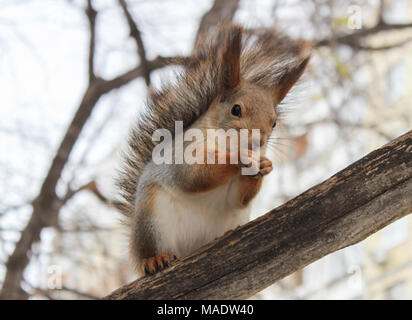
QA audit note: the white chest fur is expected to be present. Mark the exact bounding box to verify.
[152,182,250,258]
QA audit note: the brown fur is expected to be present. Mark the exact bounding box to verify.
[221,25,242,92]
[131,183,158,260]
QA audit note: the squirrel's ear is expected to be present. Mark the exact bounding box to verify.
[221,25,242,92]
[276,54,311,103]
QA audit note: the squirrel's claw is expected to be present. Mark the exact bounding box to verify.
[214,228,233,241]
[142,253,177,276]
[239,150,273,177]
[214,225,242,241]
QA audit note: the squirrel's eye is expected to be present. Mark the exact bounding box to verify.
[273,121,277,128]
[231,104,242,117]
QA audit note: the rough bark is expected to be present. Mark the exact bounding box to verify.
[106,130,412,300]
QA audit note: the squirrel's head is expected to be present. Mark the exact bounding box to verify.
[200,25,311,151]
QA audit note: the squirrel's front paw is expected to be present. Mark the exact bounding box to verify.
[238,149,273,178]
[238,150,273,176]
[257,156,273,177]
[142,253,177,276]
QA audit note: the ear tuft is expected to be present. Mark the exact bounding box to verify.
[221,25,242,92]
[277,52,311,103]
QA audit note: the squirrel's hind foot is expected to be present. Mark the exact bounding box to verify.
[142,253,177,276]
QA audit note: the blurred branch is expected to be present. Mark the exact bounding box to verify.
[25,280,99,300]
[86,0,97,83]
[378,0,385,24]
[118,0,150,86]
[106,131,411,299]
[59,226,118,233]
[95,55,188,92]
[316,21,412,49]
[59,286,100,300]
[63,180,121,208]
[194,0,240,46]
[346,36,412,51]
[299,118,393,141]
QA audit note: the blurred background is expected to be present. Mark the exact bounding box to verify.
[0,0,411,300]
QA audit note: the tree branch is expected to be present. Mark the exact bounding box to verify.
[343,36,412,51]
[316,22,412,49]
[63,180,121,208]
[106,130,412,299]
[378,0,386,25]
[118,0,150,86]
[194,0,240,46]
[86,0,97,83]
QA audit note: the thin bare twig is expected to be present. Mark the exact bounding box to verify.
[86,0,97,83]
[118,0,150,86]
[63,180,121,208]
[316,21,412,49]
[378,0,386,25]
[346,36,412,51]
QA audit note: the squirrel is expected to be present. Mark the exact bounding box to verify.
[116,23,311,276]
